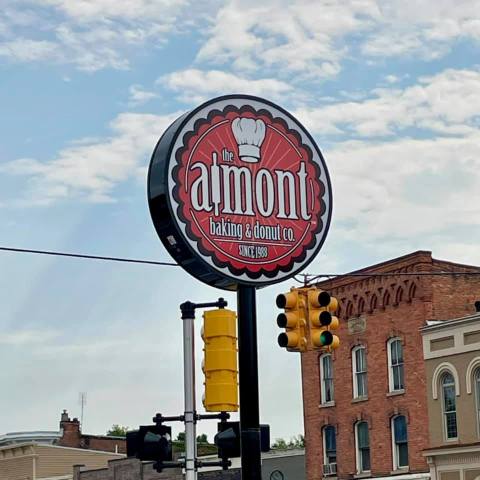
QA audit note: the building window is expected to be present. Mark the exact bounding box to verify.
[388,338,404,392]
[442,372,458,440]
[355,422,371,473]
[323,425,337,469]
[392,415,408,469]
[320,354,334,404]
[352,346,368,398]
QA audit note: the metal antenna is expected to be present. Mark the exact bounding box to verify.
[78,392,87,431]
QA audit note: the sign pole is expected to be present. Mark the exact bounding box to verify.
[237,285,262,480]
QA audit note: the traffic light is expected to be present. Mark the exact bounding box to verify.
[276,288,307,352]
[126,425,172,466]
[215,421,270,460]
[202,308,239,412]
[215,421,240,459]
[307,289,340,351]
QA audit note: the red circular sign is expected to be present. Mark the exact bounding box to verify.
[149,96,332,290]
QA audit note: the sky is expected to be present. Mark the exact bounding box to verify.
[1,0,480,445]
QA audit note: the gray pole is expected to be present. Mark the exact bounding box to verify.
[182,307,197,480]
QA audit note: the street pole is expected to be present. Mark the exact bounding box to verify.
[237,285,261,479]
[181,302,197,480]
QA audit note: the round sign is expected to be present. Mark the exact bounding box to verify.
[148,95,332,290]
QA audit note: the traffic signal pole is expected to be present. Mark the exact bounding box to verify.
[180,302,197,480]
[237,285,262,480]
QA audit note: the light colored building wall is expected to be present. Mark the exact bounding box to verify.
[0,444,34,480]
[424,448,480,480]
[36,445,123,479]
[422,314,480,447]
[422,312,480,480]
[0,443,123,480]
[425,350,480,445]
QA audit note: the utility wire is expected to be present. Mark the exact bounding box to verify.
[1,246,480,280]
[0,246,179,267]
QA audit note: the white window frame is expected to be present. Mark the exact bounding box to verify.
[322,425,336,467]
[320,353,334,405]
[352,345,368,399]
[387,338,404,393]
[441,372,458,441]
[391,415,408,471]
[355,421,371,474]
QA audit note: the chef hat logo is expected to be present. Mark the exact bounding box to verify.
[231,117,266,163]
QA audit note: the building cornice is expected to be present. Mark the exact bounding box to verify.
[420,313,480,334]
[423,443,480,456]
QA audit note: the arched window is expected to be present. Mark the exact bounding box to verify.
[320,353,334,405]
[387,338,404,392]
[442,372,458,440]
[395,287,404,305]
[391,415,408,469]
[323,425,337,474]
[408,283,416,301]
[383,291,391,307]
[355,421,371,473]
[358,298,365,314]
[370,294,378,312]
[352,346,368,398]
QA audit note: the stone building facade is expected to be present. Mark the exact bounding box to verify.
[422,311,480,480]
[301,251,480,480]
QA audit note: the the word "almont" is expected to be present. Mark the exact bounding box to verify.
[189,152,313,220]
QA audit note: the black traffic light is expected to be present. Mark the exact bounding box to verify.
[215,422,270,460]
[126,425,172,468]
[215,422,240,459]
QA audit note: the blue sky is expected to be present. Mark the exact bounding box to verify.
[1,0,480,444]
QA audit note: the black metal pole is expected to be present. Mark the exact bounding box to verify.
[237,285,262,479]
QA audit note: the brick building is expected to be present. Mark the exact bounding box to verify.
[0,410,126,454]
[58,410,126,454]
[301,251,480,480]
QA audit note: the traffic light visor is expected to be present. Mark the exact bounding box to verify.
[308,290,331,308]
[277,312,298,328]
[278,331,299,348]
[276,292,297,309]
[319,331,340,348]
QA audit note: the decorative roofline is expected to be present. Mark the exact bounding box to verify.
[315,250,480,291]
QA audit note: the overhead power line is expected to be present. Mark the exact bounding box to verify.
[1,246,479,281]
[0,246,178,267]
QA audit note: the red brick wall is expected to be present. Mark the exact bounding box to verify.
[301,251,480,480]
[58,417,126,454]
[82,436,126,454]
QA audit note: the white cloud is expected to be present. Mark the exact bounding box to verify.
[128,84,159,106]
[160,68,294,103]
[296,68,480,137]
[0,112,179,204]
[0,38,59,62]
[0,0,193,71]
[361,0,480,59]
[197,0,379,78]
[2,0,479,73]
[328,132,480,245]
[0,329,59,346]
[197,0,480,78]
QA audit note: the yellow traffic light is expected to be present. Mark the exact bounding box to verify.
[201,308,239,412]
[307,289,340,351]
[276,288,307,352]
